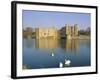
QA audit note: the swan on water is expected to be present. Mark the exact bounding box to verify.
[51,53,54,56]
[65,59,71,65]
[59,62,63,68]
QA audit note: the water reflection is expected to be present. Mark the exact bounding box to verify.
[35,38,79,52]
[35,38,59,49]
[60,39,79,52]
[23,38,90,69]
[24,38,90,53]
[24,39,35,48]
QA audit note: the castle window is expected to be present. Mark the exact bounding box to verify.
[44,33,46,35]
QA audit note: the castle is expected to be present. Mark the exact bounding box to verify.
[35,27,58,39]
[60,24,78,39]
[35,24,78,39]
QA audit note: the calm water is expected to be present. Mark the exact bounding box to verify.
[23,38,90,69]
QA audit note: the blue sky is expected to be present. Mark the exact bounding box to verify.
[22,10,91,30]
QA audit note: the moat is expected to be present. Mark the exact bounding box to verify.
[23,38,90,69]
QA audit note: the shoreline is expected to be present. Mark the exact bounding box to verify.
[23,35,90,40]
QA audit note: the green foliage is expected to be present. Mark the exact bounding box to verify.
[78,27,90,36]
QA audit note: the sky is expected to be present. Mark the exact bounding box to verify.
[22,10,91,30]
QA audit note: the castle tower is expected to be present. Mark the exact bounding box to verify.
[65,24,71,39]
[74,24,78,36]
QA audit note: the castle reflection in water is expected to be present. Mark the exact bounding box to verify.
[25,38,80,52]
[23,38,90,69]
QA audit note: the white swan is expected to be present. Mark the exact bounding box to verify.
[59,62,63,68]
[51,53,54,56]
[65,59,71,66]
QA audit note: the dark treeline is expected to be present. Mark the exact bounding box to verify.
[78,27,90,36]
